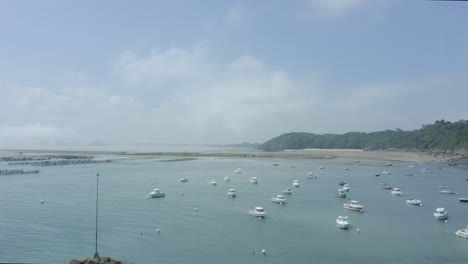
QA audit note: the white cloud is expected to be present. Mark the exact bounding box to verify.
[0,45,465,149]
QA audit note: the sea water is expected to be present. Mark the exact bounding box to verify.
[1,156,467,263]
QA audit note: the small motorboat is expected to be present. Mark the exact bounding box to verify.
[179,178,189,183]
[272,163,279,166]
[345,168,349,171]
[209,179,217,186]
[459,198,468,203]
[228,188,236,197]
[250,177,258,184]
[224,176,231,182]
[440,187,455,194]
[149,189,165,198]
[382,183,392,190]
[420,168,428,173]
[406,199,422,206]
[433,208,448,220]
[404,173,414,176]
[336,189,346,198]
[292,180,300,188]
[342,184,350,192]
[391,188,403,196]
[409,165,415,168]
[282,188,293,195]
[455,226,468,239]
[387,163,393,167]
[319,165,324,169]
[234,168,242,174]
[336,216,350,229]
[307,172,314,179]
[338,180,346,186]
[374,173,380,177]
[249,207,265,218]
[272,194,286,204]
[382,171,391,175]
[343,200,364,212]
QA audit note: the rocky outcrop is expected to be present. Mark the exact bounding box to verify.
[69,257,121,264]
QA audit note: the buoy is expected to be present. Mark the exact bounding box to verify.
[156,228,160,233]
[356,228,360,233]
[194,208,198,212]
[261,249,266,255]
[360,209,364,214]
[40,200,44,204]
[445,220,448,223]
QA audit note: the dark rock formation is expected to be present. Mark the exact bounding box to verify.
[69,257,121,264]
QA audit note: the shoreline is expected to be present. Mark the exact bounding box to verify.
[1,148,465,167]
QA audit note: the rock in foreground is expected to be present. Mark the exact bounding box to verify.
[69,256,121,264]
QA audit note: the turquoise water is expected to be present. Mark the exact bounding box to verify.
[1,156,468,263]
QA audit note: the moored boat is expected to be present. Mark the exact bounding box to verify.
[391,188,403,196]
[406,199,422,206]
[433,208,448,220]
[250,177,258,184]
[228,188,236,197]
[149,189,165,198]
[455,226,468,239]
[343,200,364,212]
[249,207,265,218]
[336,216,350,229]
[282,188,293,195]
[272,194,286,204]
[336,189,346,198]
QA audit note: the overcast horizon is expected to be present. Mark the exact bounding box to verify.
[1,0,467,148]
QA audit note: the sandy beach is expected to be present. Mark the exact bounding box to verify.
[0,148,456,167]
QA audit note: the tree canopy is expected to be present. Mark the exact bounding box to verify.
[259,120,468,151]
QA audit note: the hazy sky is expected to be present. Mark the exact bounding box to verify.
[0,0,467,147]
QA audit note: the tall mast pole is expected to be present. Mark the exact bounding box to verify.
[93,173,100,258]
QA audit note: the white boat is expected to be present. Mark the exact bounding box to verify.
[409,165,415,168]
[249,207,265,218]
[337,189,347,198]
[292,180,300,188]
[149,189,165,198]
[382,183,392,190]
[234,168,242,174]
[282,188,293,195]
[440,187,455,194]
[308,172,314,176]
[307,172,315,179]
[272,194,286,204]
[382,171,391,175]
[391,188,403,196]
[336,216,350,229]
[250,177,258,184]
[228,188,236,197]
[343,200,364,211]
[420,168,428,173]
[433,208,448,220]
[179,178,188,183]
[455,226,468,239]
[224,176,231,182]
[406,199,422,206]
[319,165,324,169]
[209,179,217,186]
[342,184,350,192]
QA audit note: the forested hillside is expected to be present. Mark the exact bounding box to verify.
[259,120,468,151]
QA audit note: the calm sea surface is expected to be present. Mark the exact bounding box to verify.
[1,155,468,263]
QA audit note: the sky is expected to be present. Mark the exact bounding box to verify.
[0,0,467,148]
